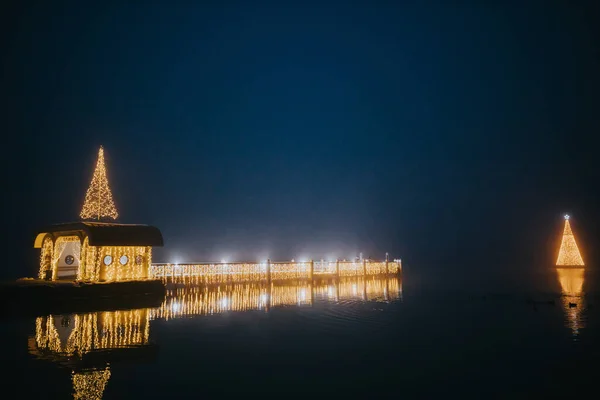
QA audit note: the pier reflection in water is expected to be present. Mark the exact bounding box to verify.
[27,276,401,399]
[152,276,402,320]
[555,267,586,338]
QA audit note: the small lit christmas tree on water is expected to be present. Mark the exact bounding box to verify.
[556,214,584,266]
[80,146,119,221]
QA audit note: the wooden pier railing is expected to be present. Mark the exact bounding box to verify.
[149,259,401,283]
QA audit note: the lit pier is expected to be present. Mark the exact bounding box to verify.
[149,259,401,283]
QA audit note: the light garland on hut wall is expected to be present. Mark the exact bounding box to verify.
[39,237,54,279]
[101,246,148,282]
[80,146,118,221]
[78,237,91,281]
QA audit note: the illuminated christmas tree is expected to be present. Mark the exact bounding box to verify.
[556,215,584,266]
[80,146,119,220]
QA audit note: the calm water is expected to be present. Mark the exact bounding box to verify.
[2,266,599,398]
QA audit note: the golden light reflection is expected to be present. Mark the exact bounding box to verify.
[72,367,111,400]
[29,276,402,398]
[34,309,150,357]
[150,276,402,320]
[31,308,152,400]
[556,267,586,337]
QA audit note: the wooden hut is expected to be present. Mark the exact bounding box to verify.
[34,222,163,282]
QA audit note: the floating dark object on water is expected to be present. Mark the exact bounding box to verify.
[569,302,577,308]
[526,298,555,306]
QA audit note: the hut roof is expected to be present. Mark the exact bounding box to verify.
[34,222,164,248]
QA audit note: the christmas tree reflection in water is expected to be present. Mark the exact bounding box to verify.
[555,267,586,338]
[72,368,111,400]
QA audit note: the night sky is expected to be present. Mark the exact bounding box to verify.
[2,1,599,280]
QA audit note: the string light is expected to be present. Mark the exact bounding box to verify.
[149,260,401,281]
[38,237,153,282]
[556,216,584,266]
[80,146,118,221]
[38,237,53,279]
[80,237,97,281]
[101,246,150,281]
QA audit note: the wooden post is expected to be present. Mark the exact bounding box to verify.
[335,259,340,278]
[267,259,271,284]
[309,260,314,280]
[363,259,367,276]
[385,252,389,275]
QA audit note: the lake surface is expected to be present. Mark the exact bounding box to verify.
[2,266,599,398]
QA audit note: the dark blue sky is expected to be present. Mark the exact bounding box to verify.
[2,1,599,279]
